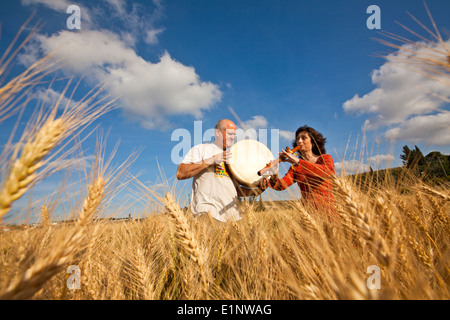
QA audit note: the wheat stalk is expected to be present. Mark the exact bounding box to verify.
[425,194,449,232]
[40,205,50,229]
[0,85,114,222]
[418,184,450,202]
[292,201,321,234]
[0,176,105,300]
[408,236,433,271]
[162,193,209,298]
[134,248,154,300]
[373,3,450,88]
[0,16,62,123]
[333,176,391,267]
[0,118,66,220]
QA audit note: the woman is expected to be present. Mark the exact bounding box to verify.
[263,125,336,214]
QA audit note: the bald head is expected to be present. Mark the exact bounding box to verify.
[215,119,236,131]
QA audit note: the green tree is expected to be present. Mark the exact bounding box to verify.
[400,145,449,182]
[423,151,449,180]
[400,145,426,171]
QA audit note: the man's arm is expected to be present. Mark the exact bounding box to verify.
[176,150,230,180]
[176,161,210,180]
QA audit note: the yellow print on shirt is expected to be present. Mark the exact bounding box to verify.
[215,162,230,178]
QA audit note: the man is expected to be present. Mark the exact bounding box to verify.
[176,119,267,222]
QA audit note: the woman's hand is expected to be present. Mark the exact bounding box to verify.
[279,149,300,165]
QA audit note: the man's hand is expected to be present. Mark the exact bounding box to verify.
[204,150,233,166]
[261,174,279,189]
[236,179,268,197]
[259,177,269,190]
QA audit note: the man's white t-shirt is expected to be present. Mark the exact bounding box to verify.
[181,143,241,222]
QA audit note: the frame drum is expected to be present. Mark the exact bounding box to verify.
[226,139,275,188]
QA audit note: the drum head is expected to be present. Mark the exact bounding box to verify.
[227,139,275,188]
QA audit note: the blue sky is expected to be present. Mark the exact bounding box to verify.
[1,0,449,222]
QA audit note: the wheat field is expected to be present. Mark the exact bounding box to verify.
[0,167,449,300]
[0,14,449,301]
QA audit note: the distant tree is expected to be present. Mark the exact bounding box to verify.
[423,151,449,179]
[400,145,449,182]
[400,145,426,172]
[400,145,411,166]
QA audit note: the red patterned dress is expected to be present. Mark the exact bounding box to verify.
[268,154,337,214]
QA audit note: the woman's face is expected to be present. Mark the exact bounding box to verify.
[296,131,313,154]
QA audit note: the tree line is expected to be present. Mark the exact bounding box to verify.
[400,145,449,182]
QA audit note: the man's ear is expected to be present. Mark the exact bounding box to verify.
[215,128,222,138]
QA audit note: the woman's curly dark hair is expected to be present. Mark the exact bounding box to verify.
[292,125,327,156]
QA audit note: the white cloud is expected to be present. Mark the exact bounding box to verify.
[22,30,222,129]
[241,115,268,130]
[367,154,396,164]
[145,27,165,44]
[235,115,267,141]
[233,115,296,147]
[22,0,72,11]
[334,154,397,176]
[104,0,127,15]
[367,154,396,170]
[279,130,295,142]
[103,0,165,45]
[22,0,166,59]
[19,0,219,130]
[343,39,450,145]
[21,0,93,25]
[385,112,450,146]
[17,39,40,66]
[34,88,78,110]
[334,160,370,176]
[335,154,399,176]
[47,155,96,172]
[231,116,294,149]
